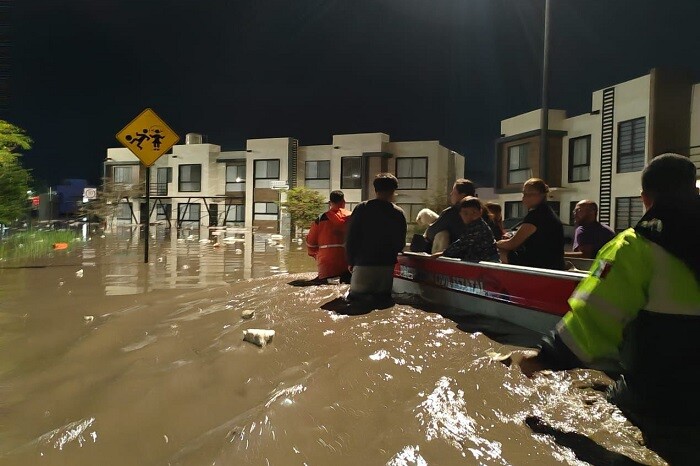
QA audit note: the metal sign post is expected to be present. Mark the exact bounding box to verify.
[116,108,179,263]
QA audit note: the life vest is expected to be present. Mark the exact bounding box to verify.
[306,207,351,279]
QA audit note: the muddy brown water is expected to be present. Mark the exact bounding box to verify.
[0,230,667,465]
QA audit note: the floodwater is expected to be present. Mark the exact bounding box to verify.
[0,228,667,465]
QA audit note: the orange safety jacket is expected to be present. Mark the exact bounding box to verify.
[306,207,351,279]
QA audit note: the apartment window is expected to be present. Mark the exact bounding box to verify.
[548,201,561,218]
[155,167,171,196]
[225,162,246,192]
[396,157,428,189]
[254,159,280,188]
[155,203,171,222]
[113,166,135,184]
[116,202,132,220]
[396,203,424,223]
[305,160,330,189]
[507,144,530,184]
[569,201,579,225]
[178,203,201,223]
[617,117,646,173]
[341,157,362,189]
[209,204,219,227]
[615,196,644,231]
[178,164,201,192]
[504,201,526,219]
[568,136,591,182]
[254,202,278,221]
[225,203,244,224]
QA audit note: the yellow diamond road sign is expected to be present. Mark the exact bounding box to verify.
[116,108,180,167]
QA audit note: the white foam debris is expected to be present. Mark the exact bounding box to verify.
[243,329,275,347]
[75,269,84,278]
[83,315,94,323]
[242,309,255,319]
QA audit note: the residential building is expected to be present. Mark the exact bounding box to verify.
[104,132,464,234]
[483,68,700,231]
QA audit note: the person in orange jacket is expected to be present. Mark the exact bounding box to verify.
[306,190,352,283]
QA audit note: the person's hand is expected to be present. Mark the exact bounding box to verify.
[509,350,545,378]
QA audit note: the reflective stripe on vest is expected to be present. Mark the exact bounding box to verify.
[318,244,345,249]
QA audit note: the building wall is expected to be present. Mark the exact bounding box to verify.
[489,69,699,230]
[105,132,465,231]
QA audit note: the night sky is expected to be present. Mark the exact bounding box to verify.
[7,0,700,188]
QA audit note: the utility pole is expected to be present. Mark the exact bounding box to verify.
[539,0,551,181]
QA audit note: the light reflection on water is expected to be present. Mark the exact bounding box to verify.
[84,226,312,296]
[0,229,669,466]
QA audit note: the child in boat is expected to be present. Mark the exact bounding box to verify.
[432,197,499,262]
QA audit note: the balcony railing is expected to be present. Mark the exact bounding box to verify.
[149,183,168,196]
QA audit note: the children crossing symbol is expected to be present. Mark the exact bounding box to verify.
[116,108,179,167]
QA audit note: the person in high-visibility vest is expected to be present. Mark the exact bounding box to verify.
[306,190,352,283]
[515,153,700,465]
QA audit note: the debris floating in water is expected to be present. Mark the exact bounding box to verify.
[75,269,84,278]
[83,315,94,323]
[243,329,275,347]
[241,309,255,319]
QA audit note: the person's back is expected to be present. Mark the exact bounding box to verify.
[572,221,615,258]
[346,199,406,266]
[517,154,700,465]
[306,190,351,281]
[345,173,407,305]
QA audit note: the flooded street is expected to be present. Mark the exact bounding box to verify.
[0,229,666,465]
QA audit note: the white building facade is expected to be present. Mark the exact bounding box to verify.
[104,132,464,234]
[482,68,700,231]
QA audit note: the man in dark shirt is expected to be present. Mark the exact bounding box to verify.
[424,179,476,252]
[565,200,616,259]
[345,173,407,305]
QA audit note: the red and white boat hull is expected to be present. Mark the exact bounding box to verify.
[393,253,586,334]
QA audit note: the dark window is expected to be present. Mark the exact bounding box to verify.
[569,201,579,225]
[209,204,218,227]
[254,202,278,221]
[225,203,244,224]
[504,201,526,219]
[507,144,530,184]
[113,166,135,184]
[305,160,330,189]
[568,136,591,182]
[116,202,132,220]
[178,203,201,222]
[617,117,646,173]
[615,197,644,231]
[155,203,171,221]
[178,164,201,192]
[396,203,425,223]
[155,167,171,195]
[396,157,428,189]
[254,159,280,188]
[548,201,561,218]
[341,157,362,189]
[226,162,246,192]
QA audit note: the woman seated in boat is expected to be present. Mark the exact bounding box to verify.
[495,178,566,270]
[431,197,499,262]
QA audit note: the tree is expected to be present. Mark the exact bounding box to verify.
[0,120,33,226]
[281,186,326,236]
[83,178,145,228]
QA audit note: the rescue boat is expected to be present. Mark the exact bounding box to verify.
[392,252,591,334]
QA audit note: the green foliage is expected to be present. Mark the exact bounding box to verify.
[83,179,145,226]
[0,158,32,225]
[281,186,326,234]
[0,120,33,226]
[0,120,32,163]
[0,230,76,261]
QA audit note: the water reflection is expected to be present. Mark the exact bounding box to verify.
[92,226,310,296]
